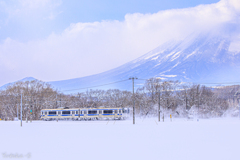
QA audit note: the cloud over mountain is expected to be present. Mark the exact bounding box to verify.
[0,0,239,86]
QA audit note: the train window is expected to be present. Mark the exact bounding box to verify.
[72,111,75,114]
[45,112,48,115]
[119,110,122,113]
[58,111,61,115]
[103,110,113,114]
[88,110,97,114]
[49,111,56,115]
[114,110,118,114]
[76,111,78,114]
[62,111,70,114]
[82,111,87,114]
[99,110,102,114]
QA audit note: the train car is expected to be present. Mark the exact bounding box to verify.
[40,107,130,121]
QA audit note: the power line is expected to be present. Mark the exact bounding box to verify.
[1,77,240,95]
[137,78,240,85]
[195,82,240,85]
[62,79,130,92]
[0,79,130,95]
[137,78,148,81]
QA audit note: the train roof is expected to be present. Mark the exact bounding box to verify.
[41,107,126,111]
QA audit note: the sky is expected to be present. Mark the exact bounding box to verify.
[0,0,239,86]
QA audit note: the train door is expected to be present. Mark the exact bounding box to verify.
[83,110,87,118]
[72,111,75,119]
[99,110,102,119]
[45,111,48,120]
[57,111,61,119]
[119,109,122,119]
[114,110,118,119]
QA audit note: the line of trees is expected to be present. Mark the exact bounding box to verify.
[0,78,239,120]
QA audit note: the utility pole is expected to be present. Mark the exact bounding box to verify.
[30,96,32,123]
[234,93,240,119]
[21,93,22,127]
[158,89,161,122]
[56,94,58,108]
[185,90,188,110]
[17,104,18,120]
[129,77,138,124]
[197,85,200,114]
[239,99,240,119]
[238,97,240,119]
[60,94,61,108]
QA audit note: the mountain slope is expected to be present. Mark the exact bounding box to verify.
[47,33,240,93]
[1,33,240,93]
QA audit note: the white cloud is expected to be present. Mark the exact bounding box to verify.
[0,0,62,23]
[18,0,61,9]
[0,0,239,85]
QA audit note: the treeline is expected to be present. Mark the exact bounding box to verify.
[0,79,239,120]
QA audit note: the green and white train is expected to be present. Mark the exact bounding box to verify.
[40,107,130,121]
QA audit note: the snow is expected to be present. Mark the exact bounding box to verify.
[151,56,159,60]
[20,77,37,82]
[166,51,175,58]
[170,51,181,61]
[172,62,180,68]
[1,118,240,160]
[185,50,197,60]
[144,51,162,60]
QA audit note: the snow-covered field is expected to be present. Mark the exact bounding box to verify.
[1,117,240,160]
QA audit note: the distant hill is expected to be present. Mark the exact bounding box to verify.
[0,77,37,90]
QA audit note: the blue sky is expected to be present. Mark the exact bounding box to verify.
[0,0,219,42]
[0,0,239,86]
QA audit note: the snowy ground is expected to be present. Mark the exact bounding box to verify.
[1,117,240,160]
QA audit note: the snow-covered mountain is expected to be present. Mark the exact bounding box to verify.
[0,77,37,90]
[46,33,240,93]
[1,33,240,93]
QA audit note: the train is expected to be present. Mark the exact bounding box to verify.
[40,107,130,121]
